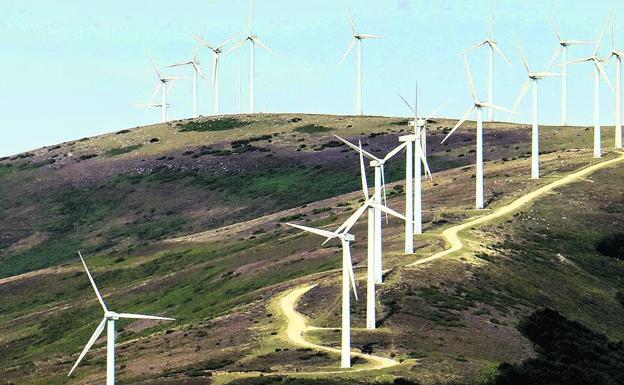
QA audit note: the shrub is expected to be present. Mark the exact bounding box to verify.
[596,233,624,260]
[294,124,332,134]
[178,118,250,132]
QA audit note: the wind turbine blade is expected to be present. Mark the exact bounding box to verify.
[149,83,162,103]
[68,318,106,376]
[358,141,369,200]
[225,38,248,56]
[339,40,356,65]
[545,46,562,71]
[194,62,207,80]
[464,41,487,54]
[369,202,407,221]
[341,203,369,235]
[566,40,595,45]
[346,7,357,35]
[416,143,433,179]
[167,61,192,68]
[251,36,273,54]
[343,241,358,301]
[535,72,561,77]
[612,24,616,51]
[516,42,531,74]
[192,43,200,63]
[333,134,379,161]
[481,102,518,114]
[117,313,175,321]
[491,41,510,64]
[287,223,337,240]
[381,167,388,223]
[424,100,449,121]
[383,142,407,162]
[148,55,162,79]
[551,18,562,42]
[77,252,108,312]
[569,56,594,64]
[396,92,415,113]
[194,34,217,51]
[595,60,615,93]
[464,56,478,101]
[512,79,532,113]
[218,32,242,49]
[594,15,612,56]
[442,106,475,143]
[358,34,384,39]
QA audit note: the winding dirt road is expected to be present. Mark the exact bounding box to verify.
[407,152,624,267]
[278,284,399,372]
[274,152,624,373]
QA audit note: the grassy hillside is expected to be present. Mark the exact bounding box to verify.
[0,113,622,385]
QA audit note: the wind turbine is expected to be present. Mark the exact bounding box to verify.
[608,23,624,149]
[550,18,594,126]
[333,135,424,284]
[167,43,207,118]
[397,87,443,253]
[227,0,272,114]
[68,252,174,385]
[195,32,241,116]
[512,41,560,179]
[290,146,407,358]
[340,7,383,116]
[570,16,614,159]
[465,15,510,122]
[442,56,517,210]
[147,56,187,123]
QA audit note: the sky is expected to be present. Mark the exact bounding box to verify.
[0,0,623,157]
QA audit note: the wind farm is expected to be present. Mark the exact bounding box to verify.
[1,2,624,385]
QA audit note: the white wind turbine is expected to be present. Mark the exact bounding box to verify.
[550,18,594,126]
[570,16,614,159]
[340,7,383,116]
[333,135,424,285]
[290,146,407,358]
[195,32,241,116]
[397,88,443,253]
[167,44,207,118]
[147,56,187,123]
[607,23,624,149]
[331,141,408,330]
[512,41,560,179]
[68,252,174,385]
[442,56,517,210]
[465,15,510,122]
[227,0,273,114]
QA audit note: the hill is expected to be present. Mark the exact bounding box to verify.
[0,113,623,385]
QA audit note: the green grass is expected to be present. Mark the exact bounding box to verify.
[178,118,250,132]
[294,124,333,134]
[105,144,143,157]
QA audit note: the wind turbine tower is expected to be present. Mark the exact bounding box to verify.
[442,56,516,209]
[228,0,272,114]
[340,8,383,116]
[512,41,560,179]
[465,15,509,122]
[68,252,174,385]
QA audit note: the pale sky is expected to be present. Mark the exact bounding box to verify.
[0,0,622,156]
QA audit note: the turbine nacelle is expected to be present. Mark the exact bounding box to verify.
[104,311,119,320]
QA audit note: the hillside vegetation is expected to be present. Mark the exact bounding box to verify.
[0,113,622,385]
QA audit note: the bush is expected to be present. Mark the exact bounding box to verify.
[178,118,250,132]
[294,124,332,134]
[492,308,624,385]
[596,233,624,260]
